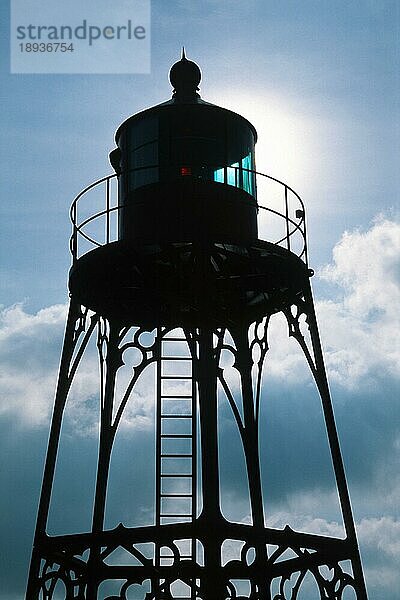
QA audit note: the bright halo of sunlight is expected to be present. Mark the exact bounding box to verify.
[209,89,320,246]
[210,89,317,195]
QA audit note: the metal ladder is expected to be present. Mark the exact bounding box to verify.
[155,328,197,598]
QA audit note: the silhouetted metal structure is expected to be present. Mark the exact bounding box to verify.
[27,52,368,599]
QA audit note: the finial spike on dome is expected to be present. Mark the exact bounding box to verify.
[169,51,202,101]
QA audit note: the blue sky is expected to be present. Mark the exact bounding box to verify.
[0,1,399,598]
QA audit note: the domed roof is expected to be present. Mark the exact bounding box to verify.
[114,51,258,143]
[169,48,201,100]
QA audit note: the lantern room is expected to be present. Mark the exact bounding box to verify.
[109,50,258,244]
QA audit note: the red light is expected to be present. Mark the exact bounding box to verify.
[180,166,192,176]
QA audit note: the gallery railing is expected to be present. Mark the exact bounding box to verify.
[70,166,308,266]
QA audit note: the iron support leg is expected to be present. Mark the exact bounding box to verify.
[197,327,225,599]
[87,321,121,599]
[26,301,86,599]
[232,325,270,599]
[303,284,368,599]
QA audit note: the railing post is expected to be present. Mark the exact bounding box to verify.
[284,186,290,252]
[73,203,78,262]
[303,215,309,267]
[106,178,110,245]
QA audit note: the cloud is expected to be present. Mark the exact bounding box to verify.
[222,501,400,596]
[356,515,400,597]
[0,303,156,433]
[0,303,67,427]
[318,216,400,387]
[259,217,400,389]
[269,511,400,596]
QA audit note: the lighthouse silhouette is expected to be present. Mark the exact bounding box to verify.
[26,52,368,600]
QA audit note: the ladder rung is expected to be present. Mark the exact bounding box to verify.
[161,356,192,361]
[161,474,192,478]
[161,395,193,398]
[161,454,192,458]
[161,434,192,438]
[161,397,192,401]
[160,493,192,497]
[161,513,193,518]
[161,376,193,380]
[161,414,192,419]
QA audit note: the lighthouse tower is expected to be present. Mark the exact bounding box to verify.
[26,52,368,600]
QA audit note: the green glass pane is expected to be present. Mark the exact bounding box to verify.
[214,168,224,183]
[227,163,239,187]
[242,153,253,195]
